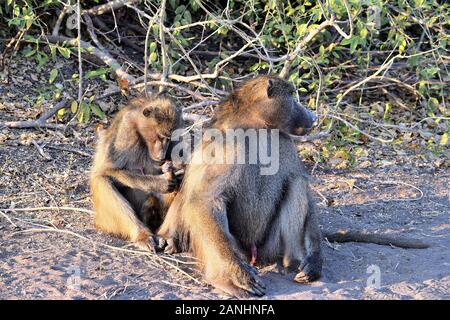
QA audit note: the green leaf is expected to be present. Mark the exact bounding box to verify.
[184,10,192,24]
[91,104,105,119]
[85,67,110,79]
[383,102,391,120]
[149,52,158,63]
[428,97,440,109]
[36,52,48,70]
[49,68,58,84]
[175,5,185,15]
[77,102,91,123]
[149,42,157,53]
[341,37,352,46]
[57,46,71,58]
[169,0,177,10]
[57,108,65,120]
[319,45,325,57]
[360,28,368,38]
[440,132,448,146]
[296,24,308,36]
[23,47,36,57]
[70,100,78,113]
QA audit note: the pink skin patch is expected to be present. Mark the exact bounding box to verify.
[250,244,257,266]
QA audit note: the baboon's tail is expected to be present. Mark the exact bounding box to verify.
[323,229,430,249]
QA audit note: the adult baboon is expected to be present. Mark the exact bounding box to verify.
[90,94,183,252]
[158,75,429,296]
[159,76,321,296]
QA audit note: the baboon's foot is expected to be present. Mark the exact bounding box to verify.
[294,254,322,283]
[229,262,266,297]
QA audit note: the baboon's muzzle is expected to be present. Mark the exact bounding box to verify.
[292,107,318,136]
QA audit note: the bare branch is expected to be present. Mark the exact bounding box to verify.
[77,1,83,104]
[158,0,169,90]
[279,17,335,78]
[83,0,142,16]
[52,0,71,36]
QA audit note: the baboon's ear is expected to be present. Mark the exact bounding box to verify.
[267,79,275,98]
[142,107,153,117]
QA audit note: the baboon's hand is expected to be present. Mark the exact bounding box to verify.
[160,172,178,193]
[135,238,157,253]
[162,161,184,188]
[231,261,266,297]
[135,235,167,253]
[161,161,174,174]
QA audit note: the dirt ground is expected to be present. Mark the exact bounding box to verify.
[0,58,449,300]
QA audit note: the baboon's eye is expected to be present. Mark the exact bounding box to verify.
[154,109,165,123]
[143,107,153,117]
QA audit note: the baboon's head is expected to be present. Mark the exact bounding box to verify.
[130,94,182,162]
[229,76,317,135]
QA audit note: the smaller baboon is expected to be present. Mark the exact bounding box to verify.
[90,94,183,251]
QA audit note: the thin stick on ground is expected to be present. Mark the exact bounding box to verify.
[1,206,95,215]
[43,144,92,158]
[31,140,53,161]
[372,180,424,202]
[11,227,202,284]
[0,210,18,228]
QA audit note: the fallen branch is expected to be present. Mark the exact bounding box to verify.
[43,35,135,83]
[3,99,69,129]
[183,100,221,112]
[83,0,142,16]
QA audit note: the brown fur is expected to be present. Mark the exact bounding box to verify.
[158,76,430,296]
[90,94,182,251]
[158,76,320,296]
